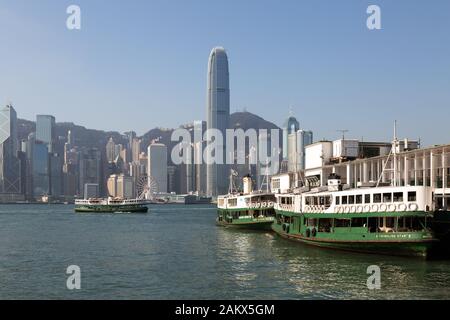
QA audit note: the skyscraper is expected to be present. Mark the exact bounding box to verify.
[0,104,21,194]
[206,47,230,196]
[148,143,167,193]
[282,115,300,160]
[36,115,56,153]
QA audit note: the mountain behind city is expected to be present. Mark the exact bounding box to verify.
[17,111,281,156]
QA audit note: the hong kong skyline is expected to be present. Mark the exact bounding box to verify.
[1,0,450,147]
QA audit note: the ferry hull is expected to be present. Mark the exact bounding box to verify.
[271,223,435,258]
[217,206,275,231]
[431,210,450,256]
[216,218,273,230]
[75,205,148,213]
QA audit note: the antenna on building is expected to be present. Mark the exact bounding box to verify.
[337,129,349,141]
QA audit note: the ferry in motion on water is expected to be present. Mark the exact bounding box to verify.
[217,172,275,230]
[74,197,149,213]
[271,123,448,258]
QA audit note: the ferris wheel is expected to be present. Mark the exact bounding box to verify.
[136,174,159,200]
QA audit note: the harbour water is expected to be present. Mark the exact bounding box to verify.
[0,204,449,300]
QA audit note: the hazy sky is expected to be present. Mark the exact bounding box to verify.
[0,0,449,146]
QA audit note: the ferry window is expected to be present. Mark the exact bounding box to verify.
[325,196,331,206]
[336,197,340,205]
[408,192,417,202]
[334,219,351,228]
[318,219,332,232]
[368,217,377,233]
[351,218,366,228]
[342,196,348,204]
[386,217,395,228]
[305,197,310,205]
[383,193,392,203]
[374,194,381,203]
[393,192,403,202]
[356,195,363,204]
[319,197,324,205]
[364,194,370,204]
[307,218,317,227]
[412,217,425,230]
[349,195,355,204]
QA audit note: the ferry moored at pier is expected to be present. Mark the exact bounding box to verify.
[217,174,275,230]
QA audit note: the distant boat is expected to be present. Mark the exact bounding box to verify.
[74,197,148,213]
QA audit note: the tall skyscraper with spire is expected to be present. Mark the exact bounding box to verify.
[206,47,230,196]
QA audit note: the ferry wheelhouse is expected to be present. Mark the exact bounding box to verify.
[74,197,149,213]
[217,174,275,230]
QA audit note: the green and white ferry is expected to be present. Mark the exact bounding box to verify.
[217,174,275,230]
[74,197,149,213]
[273,177,437,257]
[272,132,439,258]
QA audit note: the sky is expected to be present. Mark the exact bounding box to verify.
[0,0,449,146]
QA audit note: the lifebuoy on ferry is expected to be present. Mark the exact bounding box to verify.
[371,204,379,212]
[364,205,370,212]
[380,204,387,212]
[262,202,267,208]
[398,203,407,211]
[357,205,363,213]
[345,206,351,214]
[409,203,419,211]
[334,206,340,213]
[388,204,396,212]
[350,206,357,213]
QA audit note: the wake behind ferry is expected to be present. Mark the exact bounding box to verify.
[74,197,149,213]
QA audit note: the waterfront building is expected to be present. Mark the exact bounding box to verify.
[116,174,133,199]
[0,104,21,195]
[106,137,116,163]
[167,165,178,194]
[107,174,118,197]
[83,183,99,199]
[148,143,167,193]
[282,114,300,161]
[32,141,50,196]
[79,148,102,198]
[206,47,230,196]
[131,138,141,163]
[36,115,56,153]
[287,129,313,172]
[49,153,63,197]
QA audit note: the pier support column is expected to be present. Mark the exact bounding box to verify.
[346,163,353,187]
[414,155,418,186]
[430,151,435,188]
[363,162,369,183]
[443,149,447,209]
[404,155,409,186]
[423,153,427,186]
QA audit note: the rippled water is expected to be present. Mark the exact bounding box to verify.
[0,204,449,299]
